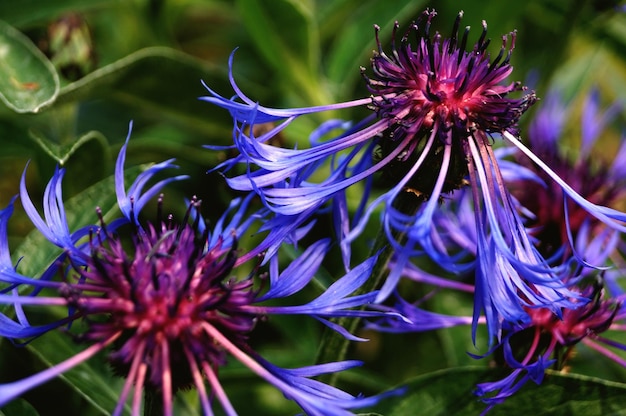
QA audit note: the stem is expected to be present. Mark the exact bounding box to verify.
[314,192,421,384]
[143,386,164,416]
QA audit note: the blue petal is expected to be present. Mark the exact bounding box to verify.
[256,239,329,301]
[115,121,188,224]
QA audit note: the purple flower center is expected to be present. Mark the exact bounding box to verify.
[62,204,257,391]
[505,282,620,369]
[363,10,536,196]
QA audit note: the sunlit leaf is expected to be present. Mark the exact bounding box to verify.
[322,0,426,98]
[0,20,59,113]
[369,367,626,416]
[236,0,328,105]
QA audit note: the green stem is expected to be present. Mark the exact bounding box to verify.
[143,386,164,416]
[314,192,422,385]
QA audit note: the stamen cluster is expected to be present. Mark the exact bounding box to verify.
[65,201,256,392]
[364,10,536,195]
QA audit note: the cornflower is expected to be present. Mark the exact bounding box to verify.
[202,9,626,342]
[365,193,626,413]
[472,88,626,408]
[508,88,626,261]
[369,88,626,410]
[0,125,401,416]
[369,259,626,413]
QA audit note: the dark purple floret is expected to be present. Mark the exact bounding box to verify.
[65,198,256,393]
[0,126,404,416]
[363,10,536,196]
[507,90,626,258]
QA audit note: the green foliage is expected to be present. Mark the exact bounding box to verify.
[0,399,39,416]
[0,0,625,415]
[0,19,59,113]
[370,368,626,416]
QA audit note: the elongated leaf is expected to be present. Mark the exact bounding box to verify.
[0,398,40,416]
[237,0,318,69]
[0,0,112,27]
[323,0,426,98]
[236,0,327,105]
[550,34,626,104]
[24,329,127,416]
[56,47,232,138]
[369,367,626,416]
[0,20,59,113]
[29,129,109,166]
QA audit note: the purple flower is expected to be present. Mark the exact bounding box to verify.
[366,88,626,406]
[0,125,401,415]
[366,237,626,412]
[201,10,536,220]
[508,88,626,261]
[476,279,625,412]
[468,88,626,409]
[200,9,626,342]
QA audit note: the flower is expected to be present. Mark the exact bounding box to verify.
[475,279,624,410]
[0,124,401,416]
[365,231,626,413]
[508,88,626,261]
[470,88,626,410]
[201,9,536,222]
[365,87,626,407]
[200,9,626,343]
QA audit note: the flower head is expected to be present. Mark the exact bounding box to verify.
[0,126,400,416]
[363,10,535,195]
[467,88,626,409]
[508,88,626,260]
[476,278,625,411]
[365,240,626,413]
[202,9,536,210]
[199,9,626,344]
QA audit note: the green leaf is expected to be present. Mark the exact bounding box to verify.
[0,0,113,27]
[0,398,40,416]
[236,0,326,105]
[29,129,108,166]
[322,0,427,98]
[24,329,127,416]
[55,47,232,138]
[0,20,59,113]
[551,40,626,102]
[369,367,626,416]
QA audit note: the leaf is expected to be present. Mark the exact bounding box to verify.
[236,0,326,105]
[24,329,127,416]
[236,0,317,68]
[551,39,626,102]
[0,398,40,416]
[322,0,427,98]
[369,367,626,416]
[29,129,109,166]
[0,20,59,113]
[0,0,113,27]
[55,47,232,139]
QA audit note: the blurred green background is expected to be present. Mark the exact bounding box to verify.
[1,0,626,415]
